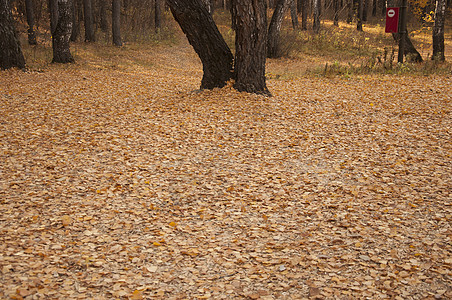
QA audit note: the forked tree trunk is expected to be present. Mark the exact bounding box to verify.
[268,0,290,58]
[112,0,122,46]
[432,0,446,61]
[0,0,26,69]
[52,0,74,63]
[232,0,270,95]
[25,0,37,44]
[83,0,95,41]
[167,0,234,89]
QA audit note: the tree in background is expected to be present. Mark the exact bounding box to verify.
[112,0,122,46]
[155,0,162,31]
[432,0,446,61]
[52,0,74,63]
[0,0,26,69]
[313,0,321,33]
[268,0,291,58]
[83,0,95,41]
[25,0,37,44]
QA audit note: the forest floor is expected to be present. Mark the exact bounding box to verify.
[1,24,452,299]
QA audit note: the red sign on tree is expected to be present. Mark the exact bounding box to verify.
[385,7,400,33]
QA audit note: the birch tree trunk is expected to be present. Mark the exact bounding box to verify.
[313,0,321,33]
[432,0,446,61]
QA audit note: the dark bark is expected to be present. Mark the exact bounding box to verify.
[70,0,80,41]
[313,0,320,33]
[167,0,233,89]
[301,0,307,30]
[289,0,298,29]
[333,0,339,26]
[432,0,446,61]
[268,0,290,58]
[0,0,26,69]
[346,0,353,23]
[25,0,37,44]
[232,0,270,95]
[357,0,363,31]
[99,0,108,32]
[83,0,95,41]
[52,0,74,63]
[49,0,58,34]
[112,0,121,46]
[155,0,161,31]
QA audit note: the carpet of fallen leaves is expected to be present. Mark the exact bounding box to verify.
[1,42,451,300]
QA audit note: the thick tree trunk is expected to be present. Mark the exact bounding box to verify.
[268,0,290,58]
[52,0,74,63]
[83,0,95,41]
[0,0,26,69]
[313,0,320,33]
[155,0,161,31]
[232,0,270,95]
[25,0,37,44]
[112,0,121,46]
[432,0,446,61]
[167,0,233,89]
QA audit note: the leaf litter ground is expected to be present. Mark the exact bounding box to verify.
[1,42,451,299]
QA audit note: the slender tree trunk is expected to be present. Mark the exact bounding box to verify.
[289,0,299,29]
[83,0,95,41]
[167,0,233,89]
[432,0,446,61]
[333,0,339,26]
[232,0,270,95]
[268,0,290,58]
[112,0,121,46]
[52,0,74,63]
[25,0,37,44]
[99,0,108,32]
[313,0,321,33]
[155,0,161,31]
[0,0,26,69]
[301,0,307,30]
[70,0,79,41]
[386,0,422,62]
[346,0,353,23]
[357,0,363,31]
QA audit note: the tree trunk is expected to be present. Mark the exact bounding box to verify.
[357,0,363,31]
[232,0,270,95]
[301,0,307,30]
[112,0,121,46]
[289,0,299,29]
[333,0,339,26]
[268,0,290,58]
[52,0,74,63]
[83,0,95,41]
[155,0,161,31]
[49,0,59,34]
[432,0,446,61]
[313,0,320,33]
[346,0,353,23]
[99,0,108,32]
[25,0,37,44]
[167,0,233,89]
[0,0,26,69]
[70,0,79,41]
[386,0,422,62]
